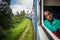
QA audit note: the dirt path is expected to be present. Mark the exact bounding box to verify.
[18,23,30,40]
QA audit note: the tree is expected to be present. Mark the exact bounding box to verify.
[20,10,25,16]
[0,2,13,29]
[2,0,11,5]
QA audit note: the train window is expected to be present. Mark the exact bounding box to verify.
[40,0,60,40]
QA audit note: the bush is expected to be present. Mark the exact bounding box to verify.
[0,28,7,40]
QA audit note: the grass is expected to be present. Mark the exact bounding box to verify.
[2,18,34,40]
[24,21,34,40]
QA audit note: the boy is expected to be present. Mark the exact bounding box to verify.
[44,8,60,39]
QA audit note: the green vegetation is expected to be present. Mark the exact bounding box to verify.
[24,21,34,40]
[0,2,13,40]
[0,2,13,29]
[0,2,34,40]
[3,18,34,40]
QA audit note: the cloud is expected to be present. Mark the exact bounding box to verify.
[10,0,33,15]
[10,5,32,15]
[15,0,33,9]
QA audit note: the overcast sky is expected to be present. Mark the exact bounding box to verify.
[10,0,33,15]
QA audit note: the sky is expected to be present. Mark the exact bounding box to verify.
[0,0,2,1]
[10,0,33,15]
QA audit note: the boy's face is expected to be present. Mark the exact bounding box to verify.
[44,11,53,21]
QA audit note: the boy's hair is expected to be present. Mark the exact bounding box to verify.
[44,8,54,14]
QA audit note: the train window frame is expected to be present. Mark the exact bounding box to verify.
[40,0,59,40]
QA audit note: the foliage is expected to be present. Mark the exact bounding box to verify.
[0,2,13,29]
[0,28,7,40]
[3,18,34,40]
[0,1,34,40]
[12,10,26,24]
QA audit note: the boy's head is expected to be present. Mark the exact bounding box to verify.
[44,8,54,21]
